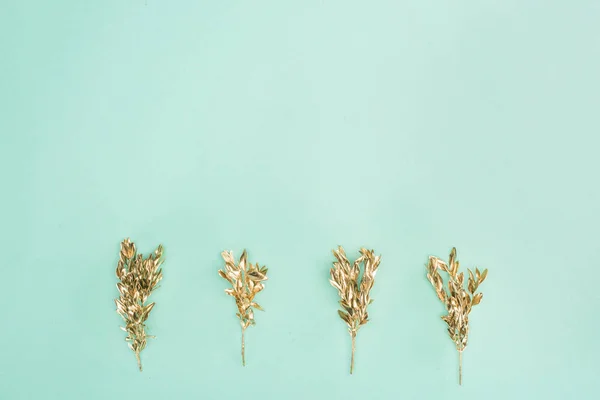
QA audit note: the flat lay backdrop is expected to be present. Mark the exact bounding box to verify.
[2,1,599,399]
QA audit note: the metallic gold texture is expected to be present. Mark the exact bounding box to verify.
[115,238,164,372]
[329,246,381,374]
[219,250,268,366]
[426,247,488,385]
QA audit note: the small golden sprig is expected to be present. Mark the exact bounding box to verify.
[218,250,268,366]
[115,238,164,371]
[426,247,488,385]
[329,246,381,374]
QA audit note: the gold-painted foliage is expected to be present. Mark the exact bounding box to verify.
[330,246,381,374]
[218,250,268,366]
[426,247,487,384]
[115,238,164,371]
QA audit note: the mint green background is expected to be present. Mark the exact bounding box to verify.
[2,1,599,399]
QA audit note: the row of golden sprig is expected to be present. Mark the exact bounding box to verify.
[114,240,488,385]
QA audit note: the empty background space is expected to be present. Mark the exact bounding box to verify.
[1,1,599,399]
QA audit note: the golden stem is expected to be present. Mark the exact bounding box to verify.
[458,350,462,385]
[350,332,356,374]
[136,351,142,372]
[241,327,246,367]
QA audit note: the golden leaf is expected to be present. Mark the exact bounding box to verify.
[449,247,456,272]
[144,302,155,315]
[248,271,265,281]
[221,250,235,267]
[472,293,483,305]
[467,269,476,294]
[338,310,350,324]
[330,279,342,292]
[435,273,443,293]
[218,270,231,283]
[436,290,446,302]
[479,269,488,284]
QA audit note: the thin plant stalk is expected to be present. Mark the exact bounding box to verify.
[350,332,356,374]
[459,350,463,385]
[241,327,246,366]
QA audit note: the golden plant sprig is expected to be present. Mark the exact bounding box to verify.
[115,238,164,371]
[218,250,268,366]
[426,247,488,385]
[329,246,381,374]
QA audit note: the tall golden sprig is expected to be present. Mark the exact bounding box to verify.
[329,246,381,374]
[115,238,164,371]
[218,250,268,366]
[426,247,488,385]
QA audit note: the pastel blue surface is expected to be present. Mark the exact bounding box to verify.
[2,1,599,399]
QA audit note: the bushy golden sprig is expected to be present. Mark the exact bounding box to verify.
[329,246,381,374]
[115,238,164,371]
[426,247,487,385]
[218,250,268,366]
